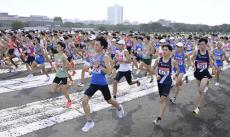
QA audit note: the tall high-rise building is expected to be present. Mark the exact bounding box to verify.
[107,4,123,25]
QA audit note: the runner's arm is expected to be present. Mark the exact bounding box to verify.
[100,55,111,75]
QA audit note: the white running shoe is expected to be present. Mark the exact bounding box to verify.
[204,86,208,93]
[153,118,161,126]
[170,97,176,104]
[116,105,125,118]
[81,121,95,132]
[78,83,85,87]
[215,82,220,86]
[193,107,200,115]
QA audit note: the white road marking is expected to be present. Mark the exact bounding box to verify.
[0,60,84,74]
[0,69,91,94]
[0,77,158,137]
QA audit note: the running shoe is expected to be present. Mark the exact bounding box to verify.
[78,83,85,87]
[116,105,125,118]
[193,107,200,115]
[82,121,95,132]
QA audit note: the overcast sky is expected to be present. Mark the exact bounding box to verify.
[0,0,229,25]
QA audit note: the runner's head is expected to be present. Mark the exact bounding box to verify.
[198,38,208,51]
[57,41,66,53]
[95,36,108,52]
[34,37,40,45]
[176,42,184,52]
[162,44,173,57]
[117,39,125,50]
[217,41,222,49]
[143,36,150,43]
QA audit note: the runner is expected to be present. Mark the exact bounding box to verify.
[213,41,224,86]
[77,35,96,87]
[139,35,155,82]
[222,37,230,63]
[28,37,50,81]
[190,38,213,115]
[152,44,179,125]
[112,39,140,99]
[51,41,72,108]
[81,36,124,132]
[7,34,19,69]
[170,42,190,104]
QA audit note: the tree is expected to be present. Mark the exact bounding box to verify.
[53,17,63,23]
[11,21,24,30]
[63,22,74,28]
[96,25,107,31]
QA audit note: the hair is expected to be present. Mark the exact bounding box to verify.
[224,36,229,41]
[57,41,66,50]
[40,32,45,36]
[138,36,143,41]
[96,36,108,49]
[63,35,69,40]
[26,34,33,40]
[144,36,150,41]
[35,37,40,43]
[198,38,208,44]
[162,44,173,51]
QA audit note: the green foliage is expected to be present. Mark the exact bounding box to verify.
[11,21,24,30]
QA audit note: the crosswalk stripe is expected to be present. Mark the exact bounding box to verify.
[0,77,157,137]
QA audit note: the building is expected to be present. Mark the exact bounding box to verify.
[107,4,123,25]
[0,13,62,30]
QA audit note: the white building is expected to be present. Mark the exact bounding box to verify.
[107,4,123,25]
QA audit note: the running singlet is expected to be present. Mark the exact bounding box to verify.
[142,44,151,59]
[214,49,223,67]
[174,51,186,73]
[90,53,108,85]
[223,43,230,57]
[195,50,210,71]
[55,54,68,78]
[135,43,143,57]
[109,44,117,55]
[158,58,172,85]
[186,42,193,54]
[126,39,133,48]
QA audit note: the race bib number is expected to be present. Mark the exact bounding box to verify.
[158,67,170,75]
[137,48,142,54]
[175,59,183,65]
[92,64,101,74]
[197,62,207,69]
[215,56,221,60]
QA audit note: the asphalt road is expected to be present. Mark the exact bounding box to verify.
[13,69,230,137]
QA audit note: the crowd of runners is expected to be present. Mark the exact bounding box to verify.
[0,30,230,132]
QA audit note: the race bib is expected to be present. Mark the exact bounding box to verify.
[158,67,170,75]
[92,64,101,74]
[137,48,142,55]
[175,59,183,65]
[197,62,207,69]
[215,56,222,60]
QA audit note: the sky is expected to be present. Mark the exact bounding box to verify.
[0,0,229,26]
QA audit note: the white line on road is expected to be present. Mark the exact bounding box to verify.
[0,77,158,137]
